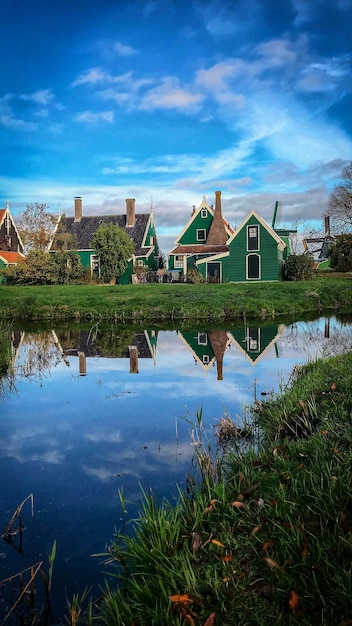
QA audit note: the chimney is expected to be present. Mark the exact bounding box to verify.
[126,198,136,227]
[74,197,82,222]
[206,190,228,246]
[324,216,330,236]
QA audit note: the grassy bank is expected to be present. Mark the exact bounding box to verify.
[96,351,352,625]
[1,276,352,322]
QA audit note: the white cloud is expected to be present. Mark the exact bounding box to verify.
[20,89,55,105]
[114,41,138,56]
[72,68,133,87]
[139,77,204,112]
[75,110,114,123]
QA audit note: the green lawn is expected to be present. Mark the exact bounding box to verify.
[1,276,352,322]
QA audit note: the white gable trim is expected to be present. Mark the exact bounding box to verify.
[174,196,213,244]
[227,210,286,251]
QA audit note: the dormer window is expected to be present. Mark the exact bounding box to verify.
[247,225,259,251]
[201,208,207,218]
[197,229,206,242]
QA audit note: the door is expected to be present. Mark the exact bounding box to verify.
[207,262,221,283]
[247,254,260,279]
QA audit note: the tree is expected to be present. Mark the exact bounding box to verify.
[5,249,84,285]
[328,162,352,232]
[17,202,57,252]
[90,223,134,283]
[328,234,352,272]
[284,254,315,281]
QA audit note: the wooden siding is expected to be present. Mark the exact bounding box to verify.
[178,209,213,245]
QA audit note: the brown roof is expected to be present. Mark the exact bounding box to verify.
[169,244,229,255]
[0,251,25,264]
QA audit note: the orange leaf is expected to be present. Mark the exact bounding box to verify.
[331,382,337,391]
[211,539,224,547]
[231,501,246,510]
[222,555,232,562]
[169,594,192,604]
[203,613,216,626]
[263,556,281,569]
[289,590,299,611]
[251,523,263,536]
[261,540,274,552]
[185,616,195,625]
[204,499,219,513]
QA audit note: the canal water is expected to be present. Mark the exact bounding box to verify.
[0,315,351,620]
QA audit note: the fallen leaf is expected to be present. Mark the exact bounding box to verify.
[192,531,202,552]
[251,523,263,536]
[169,594,192,604]
[204,499,219,513]
[203,613,216,626]
[261,540,274,552]
[289,590,299,611]
[262,556,281,569]
[299,399,305,409]
[331,382,337,391]
[321,430,329,435]
[211,539,224,547]
[231,501,246,510]
[222,555,232,562]
[254,581,273,595]
[297,463,304,469]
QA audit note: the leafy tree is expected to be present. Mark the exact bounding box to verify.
[17,202,57,252]
[5,250,83,285]
[328,234,352,272]
[284,254,315,281]
[328,162,352,232]
[50,216,78,251]
[90,223,134,283]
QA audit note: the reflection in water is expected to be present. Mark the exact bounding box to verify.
[1,317,352,619]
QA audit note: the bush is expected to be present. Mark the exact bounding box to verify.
[328,234,352,272]
[5,250,84,285]
[284,254,315,281]
[186,268,206,283]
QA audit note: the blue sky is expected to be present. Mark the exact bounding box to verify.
[1,0,352,251]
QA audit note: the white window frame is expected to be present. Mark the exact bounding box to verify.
[203,354,210,364]
[197,229,206,242]
[247,224,260,251]
[198,332,207,346]
[174,255,184,268]
[246,253,261,280]
[91,254,100,277]
[136,259,144,267]
[201,208,207,218]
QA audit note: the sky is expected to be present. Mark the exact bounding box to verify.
[1,0,352,252]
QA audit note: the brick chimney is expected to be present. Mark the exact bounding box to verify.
[74,197,82,222]
[206,191,228,246]
[126,198,136,227]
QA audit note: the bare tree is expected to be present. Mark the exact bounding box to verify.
[327,162,352,233]
[17,202,57,252]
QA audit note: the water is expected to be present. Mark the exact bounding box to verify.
[0,316,351,620]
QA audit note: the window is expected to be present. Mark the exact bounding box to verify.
[198,332,207,346]
[197,229,206,241]
[203,355,210,364]
[201,208,207,218]
[174,255,183,268]
[247,328,260,352]
[136,259,144,267]
[91,254,100,277]
[247,224,259,251]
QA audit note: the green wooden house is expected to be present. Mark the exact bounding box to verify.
[228,323,286,365]
[196,209,288,283]
[168,191,234,281]
[49,197,161,284]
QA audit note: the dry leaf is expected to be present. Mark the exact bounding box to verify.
[222,555,232,562]
[261,540,274,552]
[192,531,202,552]
[231,501,246,510]
[299,399,305,409]
[211,539,224,547]
[169,594,192,604]
[331,382,337,391]
[204,499,219,513]
[297,463,304,469]
[262,556,281,569]
[203,612,216,626]
[251,523,263,536]
[289,590,299,611]
[185,616,195,625]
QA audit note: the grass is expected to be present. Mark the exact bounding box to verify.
[0,275,352,322]
[96,351,352,625]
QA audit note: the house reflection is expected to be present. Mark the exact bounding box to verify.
[54,328,158,375]
[177,324,286,378]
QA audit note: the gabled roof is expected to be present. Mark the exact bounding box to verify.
[227,210,287,251]
[174,195,234,246]
[0,251,25,264]
[0,206,24,252]
[51,213,153,256]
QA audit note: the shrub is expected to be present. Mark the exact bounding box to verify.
[186,268,206,283]
[284,254,315,281]
[328,234,352,272]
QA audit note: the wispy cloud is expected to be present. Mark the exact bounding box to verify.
[20,88,55,105]
[114,41,138,57]
[75,110,114,123]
